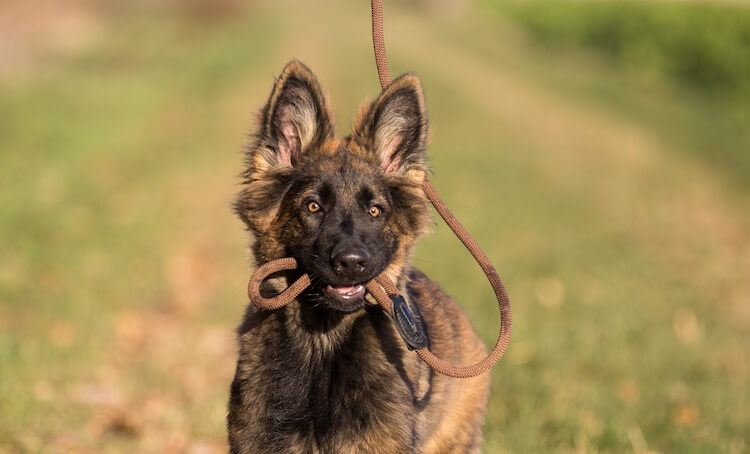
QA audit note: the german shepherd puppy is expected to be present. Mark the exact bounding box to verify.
[228,60,490,453]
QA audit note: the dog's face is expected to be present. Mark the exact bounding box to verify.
[236,61,431,312]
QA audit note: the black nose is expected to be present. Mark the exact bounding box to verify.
[331,247,371,279]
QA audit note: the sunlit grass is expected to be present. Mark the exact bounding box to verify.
[487,0,750,191]
[1,1,748,452]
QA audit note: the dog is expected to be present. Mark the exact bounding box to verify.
[228,60,490,453]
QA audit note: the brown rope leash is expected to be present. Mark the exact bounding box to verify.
[245,0,512,378]
[370,0,391,90]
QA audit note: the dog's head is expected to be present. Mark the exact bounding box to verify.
[236,60,431,312]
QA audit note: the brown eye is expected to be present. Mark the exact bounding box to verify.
[307,201,321,213]
[368,206,381,218]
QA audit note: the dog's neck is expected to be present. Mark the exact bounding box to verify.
[285,299,372,353]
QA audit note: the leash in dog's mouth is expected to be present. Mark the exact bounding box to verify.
[246,259,428,350]
[247,256,508,378]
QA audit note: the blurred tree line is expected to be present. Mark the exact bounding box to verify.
[494,1,750,105]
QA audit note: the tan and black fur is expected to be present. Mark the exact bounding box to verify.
[228,60,490,453]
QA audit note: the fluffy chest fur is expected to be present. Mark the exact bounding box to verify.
[229,278,436,452]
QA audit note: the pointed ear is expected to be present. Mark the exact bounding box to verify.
[353,74,428,177]
[254,60,333,171]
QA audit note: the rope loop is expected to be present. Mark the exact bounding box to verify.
[246,258,311,311]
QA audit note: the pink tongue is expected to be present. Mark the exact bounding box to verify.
[333,285,357,292]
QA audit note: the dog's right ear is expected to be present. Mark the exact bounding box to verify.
[252,60,334,174]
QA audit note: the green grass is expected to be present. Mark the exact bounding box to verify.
[0,10,278,451]
[494,1,750,99]
[484,0,750,193]
[1,1,749,452]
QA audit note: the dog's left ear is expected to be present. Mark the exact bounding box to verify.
[353,75,428,179]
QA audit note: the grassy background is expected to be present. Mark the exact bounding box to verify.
[491,0,750,190]
[1,0,749,452]
[495,1,750,98]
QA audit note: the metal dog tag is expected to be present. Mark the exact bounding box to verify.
[390,294,428,350]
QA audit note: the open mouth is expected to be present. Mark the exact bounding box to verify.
[324,284,366,303]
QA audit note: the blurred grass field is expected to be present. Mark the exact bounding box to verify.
[1,0,749,452]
